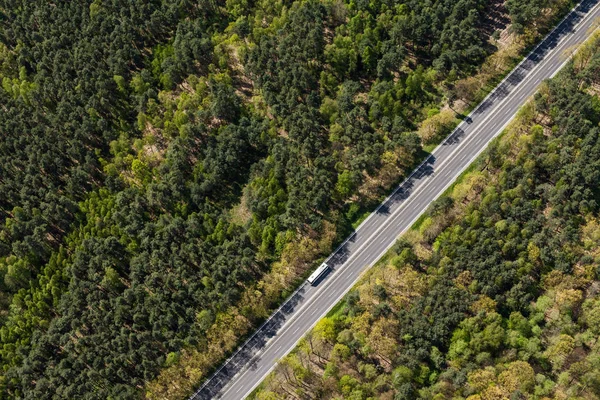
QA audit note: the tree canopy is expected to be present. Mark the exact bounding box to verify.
[0,0,575,398]
[250,33,600,400]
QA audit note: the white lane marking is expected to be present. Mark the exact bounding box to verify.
[228,30,562,393]
[463,7,600,146]
[218,6,600,399]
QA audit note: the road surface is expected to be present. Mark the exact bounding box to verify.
[190,1,600,398]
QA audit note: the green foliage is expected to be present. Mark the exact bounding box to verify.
[0,0,575,398]
[506,0,544,33]
[251,38,600,400]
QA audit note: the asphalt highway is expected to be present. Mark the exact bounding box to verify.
[191,1,600,398]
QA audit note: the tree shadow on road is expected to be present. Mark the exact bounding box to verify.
[190,3,600,397]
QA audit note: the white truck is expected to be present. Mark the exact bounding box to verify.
[307,263,330,285]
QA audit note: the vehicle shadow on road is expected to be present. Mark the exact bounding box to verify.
[194,153,435,399]
[190,2,600,398]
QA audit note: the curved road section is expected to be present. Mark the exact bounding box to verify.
[192,1,600,398]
